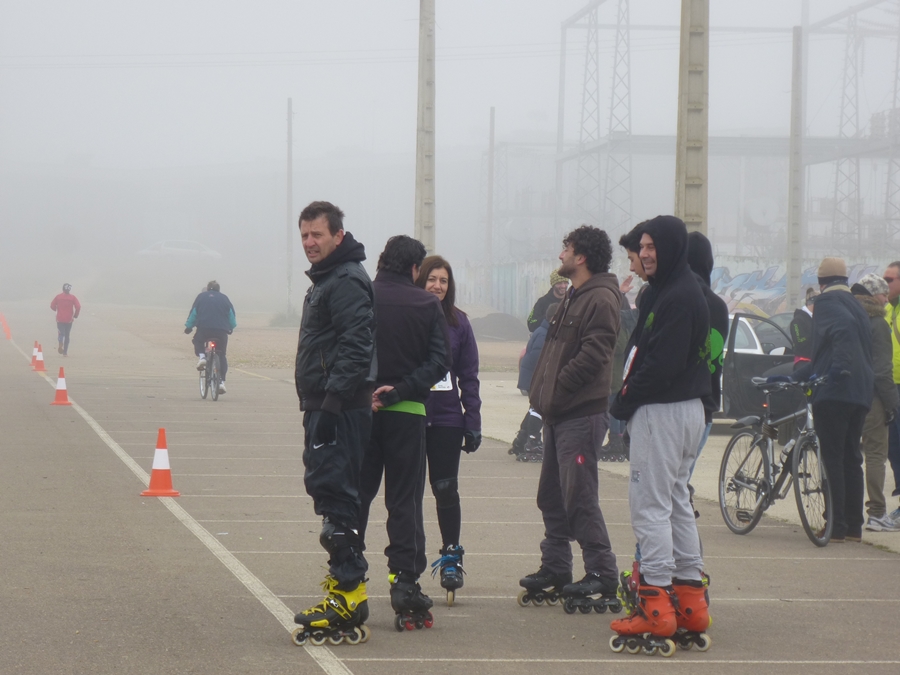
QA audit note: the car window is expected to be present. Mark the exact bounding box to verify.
[733,320,756,351]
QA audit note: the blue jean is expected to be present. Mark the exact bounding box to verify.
[608,393,626,436]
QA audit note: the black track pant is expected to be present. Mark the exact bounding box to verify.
[192,328,229,380]
[303,407,372,584]
[425,426,465,548]
[359,411,427,576]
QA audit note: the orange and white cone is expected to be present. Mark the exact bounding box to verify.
[51,367,72,406]
[141,428,180,497]
[33,344,46,372]
[31,341,38,368]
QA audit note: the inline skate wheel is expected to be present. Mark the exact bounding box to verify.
[659,639,676,658]
[291,628,308,646]
[593,603,606,614]
[309,633,328,646]
[424,612,434,628]
[625,641,641,655]
[642,645,658,656]
[578,605,591,614]
[546,595,559,606]
[359,625,371,643]
[516,589,531,607]
[609,600,623,614]
[447,589,455,607]
[563,598,576,614]
[609,635,625,653]
[328,634,343,646]
[393,615,405,632]
[415,619,424,629]
[343,628,362,645]
[695,633,712,652]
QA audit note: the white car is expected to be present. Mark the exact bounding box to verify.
[138,240,222,259]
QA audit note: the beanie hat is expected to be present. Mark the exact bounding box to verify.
[817,257,848,285]
[857,273,889,297]
[549,270,566,286]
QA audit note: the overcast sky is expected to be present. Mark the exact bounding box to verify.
[1,0,895,170]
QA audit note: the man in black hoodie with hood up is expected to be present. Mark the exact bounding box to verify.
[609,215,711,642]
[293,201,376,640]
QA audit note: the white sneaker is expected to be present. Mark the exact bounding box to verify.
[196,356,206,371]
[865,515,900,532]
[888,507,900,527]
[217,382,226,395]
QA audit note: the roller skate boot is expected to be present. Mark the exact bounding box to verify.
[390,571,434,632]
[609,580,677,657]
[430,544,465,606]
[617,560,641,615]
[292,575,370,646]
[561,572,623,615]
[672,576,711,651]
[516,436,543,463]
[517,566,572,607]
[599,434,628,462]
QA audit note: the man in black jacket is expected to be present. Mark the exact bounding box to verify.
[527,270,569,333]
[293,201,376,641]
[609,216,711,641]
[358,235,451,623]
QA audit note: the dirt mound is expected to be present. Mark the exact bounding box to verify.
[470,313,528,342]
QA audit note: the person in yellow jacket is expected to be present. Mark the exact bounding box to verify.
[882,262,900,525]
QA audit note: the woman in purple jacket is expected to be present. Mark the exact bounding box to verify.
[416,255,482,606]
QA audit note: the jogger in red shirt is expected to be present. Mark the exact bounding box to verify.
[50,283,81,356]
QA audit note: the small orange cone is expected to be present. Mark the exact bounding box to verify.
[33,344,46,372]
[141,428,180,497]
[51,367,73,406]
[31,341,38,367]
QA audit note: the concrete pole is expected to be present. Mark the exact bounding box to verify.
[787,27,805,311]
[286,97,293,316]
[674,0,709,234]
[487,107,495,265]
[554,25,567,236]
[414,0,436,252]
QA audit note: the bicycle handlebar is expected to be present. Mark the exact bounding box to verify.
[751,372,834,392]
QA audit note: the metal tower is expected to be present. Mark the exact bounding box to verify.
[831,13,863,255]
[602,0,633,235]
[575,6,603,226]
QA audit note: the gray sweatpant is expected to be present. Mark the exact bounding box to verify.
[627,400,705,586]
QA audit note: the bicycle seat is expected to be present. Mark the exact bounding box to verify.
[730,415,761,430]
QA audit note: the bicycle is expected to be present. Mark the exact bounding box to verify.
[199,340,222,402]
[718,374,833,547]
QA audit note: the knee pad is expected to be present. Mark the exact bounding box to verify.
[319,517,362,558]
[431,478,460,509]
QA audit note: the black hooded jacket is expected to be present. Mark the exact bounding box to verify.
[610,216,711,421]
[295,232,376,413]
[687,231,729,423]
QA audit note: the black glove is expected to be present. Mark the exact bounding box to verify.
[184,327,193,334]
[313,411,339,447]
[377,388,402,408]
[463,430,482,453]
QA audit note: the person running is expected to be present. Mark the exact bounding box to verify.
[50,283,81,356]
[183,281,236,395]
[358,236,451,629]
[415,255,482,602]
[609,216,711,648]
[519,225,622,612]
[292,201,376,645]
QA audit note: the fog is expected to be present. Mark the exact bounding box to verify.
[0,1,896,314]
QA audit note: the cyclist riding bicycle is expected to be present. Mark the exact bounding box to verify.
[184,280,236,395]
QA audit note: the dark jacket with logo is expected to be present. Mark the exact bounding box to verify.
[528,288,561,333]
[185,290,236,333]
[790,308,814,363]
[855,293,900,413]
[425,311,482,431]
[529,273,621,425]
[295,232,376,414]
[611,216,711,422]
[373,270,451,403]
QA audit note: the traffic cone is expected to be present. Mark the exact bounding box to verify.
[51,367,72,406]
[33,344,46,372]
[141,428,180,497]
[31,341,38,367]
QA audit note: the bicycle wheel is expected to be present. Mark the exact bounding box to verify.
[793,437,832,547]
[199,359,208,399]
[210,352,220,402]
[719,431,769,535]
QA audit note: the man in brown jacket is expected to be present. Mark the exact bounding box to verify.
[518,225,622,610]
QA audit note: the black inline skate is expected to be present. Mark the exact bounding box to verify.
[517,566,572,607]
[292,575,370,646]
[430,544,465,606]
[598,434,628,462]
[561,572,624,614]
[516,436,544,463]
[390,570,434,632]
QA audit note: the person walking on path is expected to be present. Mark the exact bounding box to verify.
[184,280,236,394]
[50,283,81,356]
[415,255,482,601]
[882,261,900,524]
[850,274,899,532]
[790,287,818,369]
[521,225,622,607]
[793,257,873,543]
[609,215,711,644]
[292,201,376,643]
[358,236,451,625]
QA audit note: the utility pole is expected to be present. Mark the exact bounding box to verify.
[414,0,436,252]
[486,107,495,265]
[786,27,805,310]
[674,0,709,234]
[286,97,294,316]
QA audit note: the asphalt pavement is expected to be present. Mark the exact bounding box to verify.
[1,300,898,675]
